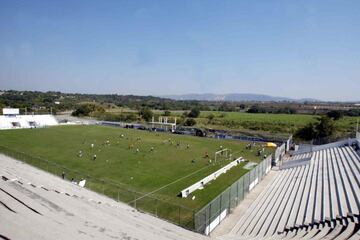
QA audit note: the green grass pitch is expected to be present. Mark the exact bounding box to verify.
[0,125,272,212]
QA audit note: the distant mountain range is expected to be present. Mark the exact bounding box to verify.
[162,93,320,102]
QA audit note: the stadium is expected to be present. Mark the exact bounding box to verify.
[1,108,359,240]
[2,0,360,239]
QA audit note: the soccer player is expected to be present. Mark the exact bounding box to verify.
[93,154,97,161]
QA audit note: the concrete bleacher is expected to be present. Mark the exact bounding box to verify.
[280,152,313,169]
[0,154,207,240]
[0,114,58,130]
[221,144,360,240]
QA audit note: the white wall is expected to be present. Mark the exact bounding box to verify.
[180,157,244,198]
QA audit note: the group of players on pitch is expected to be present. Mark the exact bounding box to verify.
[75,133,225,164]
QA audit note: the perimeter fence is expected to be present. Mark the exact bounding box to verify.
[194,155,272,235]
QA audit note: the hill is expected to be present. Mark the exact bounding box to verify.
[163,93,319,102]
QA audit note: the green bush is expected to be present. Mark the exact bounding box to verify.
[72,103,105,117]
[184,118,197,126]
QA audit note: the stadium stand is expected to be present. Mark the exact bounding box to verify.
[221,142,360,240]
[0,114,58,130]
[280,152,313,169]
[0,154,207,240]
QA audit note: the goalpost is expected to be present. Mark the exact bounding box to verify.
[214,148,232,163]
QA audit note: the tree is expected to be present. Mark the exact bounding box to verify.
[295,116,335,142]
[219,103,235,112]
[247,105,266,113]
[294,123,316,141]
[326,110,343,120]
[71,103,105,117]
[139,107,153,122]
[207,113,215,123]
[184,118,197,126]
[188,108,200,118]
[315,116,335,138]
[239,104,246,110]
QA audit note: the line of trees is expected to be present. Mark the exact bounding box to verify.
[294,116,336,143]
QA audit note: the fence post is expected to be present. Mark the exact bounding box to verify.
[236,179,239,205]
[155,199,158,217]
[228,188,231,209]
[102,180,105,194]
[208,202,211,228]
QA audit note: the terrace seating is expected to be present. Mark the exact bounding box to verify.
[0,114,58,130]
[221,145,360,240]
[280,152,312,169]
[0,154,207,240]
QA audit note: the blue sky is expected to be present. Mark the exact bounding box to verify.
[0,0,359,101]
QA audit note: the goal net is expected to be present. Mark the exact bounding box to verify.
[214,148,232,163]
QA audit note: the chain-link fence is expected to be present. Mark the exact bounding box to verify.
[194,155,272,235]
[0,145,195,230]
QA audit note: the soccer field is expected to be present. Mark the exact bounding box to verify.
[0,125,272,217]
